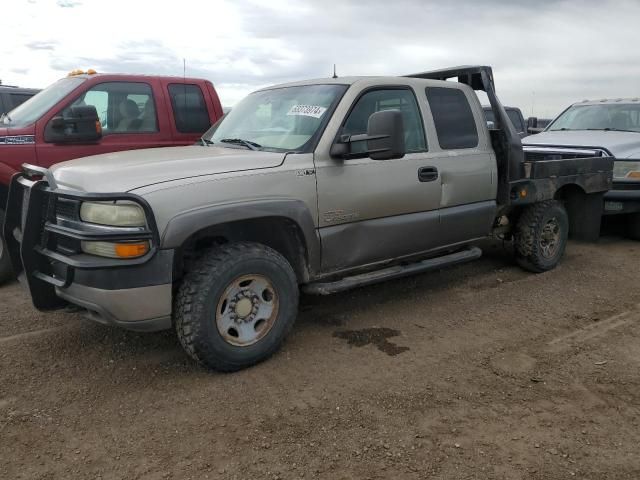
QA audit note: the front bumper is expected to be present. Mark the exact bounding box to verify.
[3,167,173,331]
[603,180,640,214]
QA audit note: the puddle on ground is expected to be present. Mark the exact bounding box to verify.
[333,327,409,356]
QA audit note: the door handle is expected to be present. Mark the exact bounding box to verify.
[418,166,438,182]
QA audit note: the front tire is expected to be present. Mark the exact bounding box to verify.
[174,242,299,372]
[514,200,569,273]
[0,209,14,286]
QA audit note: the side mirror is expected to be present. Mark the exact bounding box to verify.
[527,116,538,129]
[44,105,102,144]
[330,109,406,160]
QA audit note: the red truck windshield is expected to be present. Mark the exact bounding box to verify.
[0,77,85,128]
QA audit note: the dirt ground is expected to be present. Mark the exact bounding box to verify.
[1,236,639,480]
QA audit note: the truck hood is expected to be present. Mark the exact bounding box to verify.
[51,145,287,192]
[524,130,640,159]
[0,124,36,138]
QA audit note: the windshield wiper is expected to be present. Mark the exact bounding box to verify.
[200,138,215,146]
[594,128,640,133]
[549,127,574,131]
[219,138,262,151]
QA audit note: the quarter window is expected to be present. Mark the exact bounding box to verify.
[342,88,427,154]
[426,87,479,149]
[168,84,210,133]
[65,82,158,133]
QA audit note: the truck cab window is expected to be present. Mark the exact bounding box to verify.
[168,84,210,133]
[506,109,524,133]
[342,88,427,154]
[426,87,479,149]
[64,82,158,134]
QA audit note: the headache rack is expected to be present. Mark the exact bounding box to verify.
[3,165,159,310]
[405,65,614,207]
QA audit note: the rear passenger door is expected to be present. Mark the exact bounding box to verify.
[422,86,497,245]
[36,80,176,166]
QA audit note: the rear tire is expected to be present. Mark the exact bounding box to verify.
[0,209,14,286]
[514,200,569,273]
[627,213,640,240]
[174,242,299,372]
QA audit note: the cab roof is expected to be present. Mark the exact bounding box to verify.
[257,75,460,92]
[576,98,640,105]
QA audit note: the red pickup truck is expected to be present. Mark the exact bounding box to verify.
[0,70,224,284]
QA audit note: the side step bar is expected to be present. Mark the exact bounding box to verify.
[303,246,482,295]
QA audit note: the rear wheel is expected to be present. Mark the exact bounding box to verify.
[174,242,299,371]
[514,200,569,273]
[0,209,14,286]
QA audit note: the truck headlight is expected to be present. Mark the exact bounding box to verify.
[613,161,640,179]
[80,202,146,227]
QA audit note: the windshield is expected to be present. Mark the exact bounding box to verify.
[1,77,86,128]
[203,84,348,152]
[549,103,640,132]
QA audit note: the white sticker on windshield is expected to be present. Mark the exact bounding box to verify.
[287,104,327,118]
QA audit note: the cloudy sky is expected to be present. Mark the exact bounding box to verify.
[3,0,640,117]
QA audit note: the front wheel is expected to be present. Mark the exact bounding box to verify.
[514,200,569,273]
[0,209,14,286]
[174,242,299,371]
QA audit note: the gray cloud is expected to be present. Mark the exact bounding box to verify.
[57,0,82,7]
[40,0,640,115]
[26,41,57,51]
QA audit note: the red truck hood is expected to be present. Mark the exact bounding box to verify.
[0,125,35,137]
[51,145,287,192]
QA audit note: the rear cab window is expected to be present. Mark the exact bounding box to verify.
[506,109,524,133]
[63,82,158,134]
[168,84,210,133]
[425,87,479,149]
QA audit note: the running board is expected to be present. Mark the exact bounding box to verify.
[303,247,482,295]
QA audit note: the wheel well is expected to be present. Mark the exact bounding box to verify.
[175,217,310,283]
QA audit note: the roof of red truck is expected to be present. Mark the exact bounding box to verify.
[68,70,212,84]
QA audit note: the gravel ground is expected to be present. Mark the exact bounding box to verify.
[1,237,639,480]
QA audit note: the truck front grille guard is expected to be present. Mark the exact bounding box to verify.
[3,167,160,310]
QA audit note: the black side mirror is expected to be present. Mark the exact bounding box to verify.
[330,109,406,160]
[44,105,102,144]
[527,116,538,129]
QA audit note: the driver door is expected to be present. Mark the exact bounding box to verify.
[314,86,443,273]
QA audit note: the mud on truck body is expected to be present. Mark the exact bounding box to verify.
[4,66,613,371]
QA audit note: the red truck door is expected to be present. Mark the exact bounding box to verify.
[35,79,177,166]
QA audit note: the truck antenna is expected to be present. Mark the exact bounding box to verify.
[332,64,338,79]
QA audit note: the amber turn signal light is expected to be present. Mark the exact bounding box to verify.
[115,242,149,258]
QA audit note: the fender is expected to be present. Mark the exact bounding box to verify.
[160,198,321,275]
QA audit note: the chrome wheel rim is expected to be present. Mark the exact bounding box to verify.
[215,274,279,347]
[540,217,561,259]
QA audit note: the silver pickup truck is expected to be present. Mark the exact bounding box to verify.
[523,98,640,238]
[3,66,614,371]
